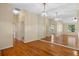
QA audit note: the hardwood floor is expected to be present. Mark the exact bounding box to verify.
[0,51,2,56]
[0,39,79,56]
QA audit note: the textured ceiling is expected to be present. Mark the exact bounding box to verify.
[11,3,79,23]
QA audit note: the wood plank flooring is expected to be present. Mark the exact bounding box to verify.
[0,39,79,56]
[0,51,2,56]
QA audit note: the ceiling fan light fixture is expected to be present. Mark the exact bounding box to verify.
[42,11,47,16]
[54,12,60,21]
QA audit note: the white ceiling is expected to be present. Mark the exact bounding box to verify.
[11,3,79,23]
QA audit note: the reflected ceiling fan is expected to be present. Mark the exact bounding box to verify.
[54,12,61,21]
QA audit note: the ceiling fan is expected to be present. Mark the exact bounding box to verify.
[41,3,47,16]
[41,3,61,21]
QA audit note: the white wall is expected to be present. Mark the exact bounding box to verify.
[18,10,49,43]
[24,11,38,43]
[0,4,13,50]
[16,11,25,41]
[38,16,47,39]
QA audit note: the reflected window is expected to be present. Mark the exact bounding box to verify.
[68,24,75,32]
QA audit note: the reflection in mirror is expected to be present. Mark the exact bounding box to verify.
[68,24,75,32]
[42,20,79,50]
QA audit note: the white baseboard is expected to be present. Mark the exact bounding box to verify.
[0,45,13,50]
[40,40,79,50]
[24,39,37,43]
